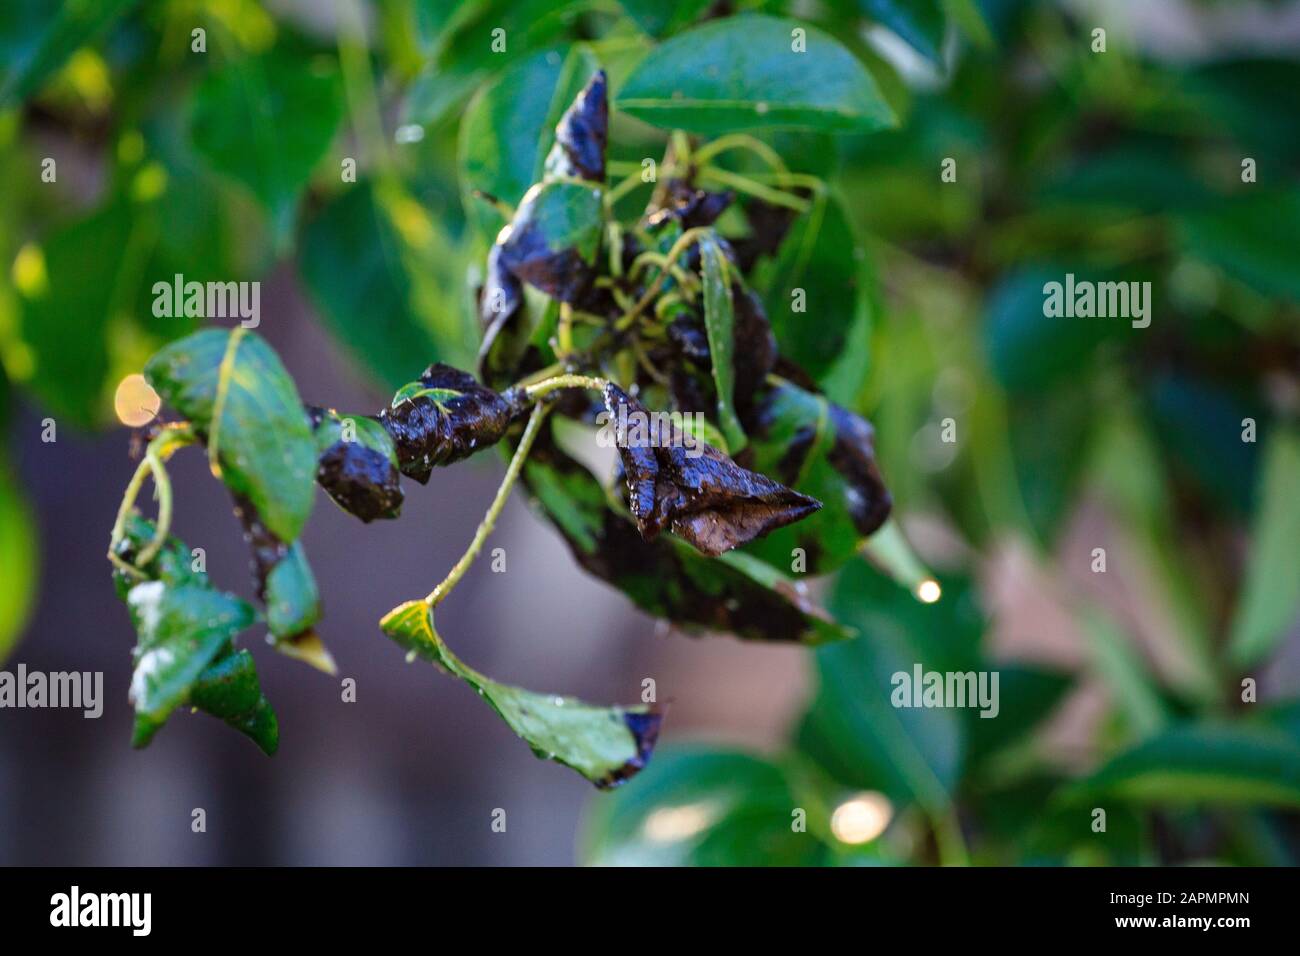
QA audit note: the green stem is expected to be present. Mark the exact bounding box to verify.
[423,402,551,607]
[693,134,789,175]
[615,225,713,332]
[107,424,195,577]
[698,166,811,212]
[523,373,607,401]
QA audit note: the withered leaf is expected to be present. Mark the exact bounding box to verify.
[519,428,849,644]
[309,406,404,523]
[542,69,608,184]
[603,383,820,557]
[379,364,527,483]
[493,70,608,304]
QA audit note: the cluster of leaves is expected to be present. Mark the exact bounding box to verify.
[102,59,903,786]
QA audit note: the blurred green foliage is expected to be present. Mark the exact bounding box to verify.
[0,0,1298,864]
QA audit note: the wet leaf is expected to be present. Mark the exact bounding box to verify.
[741,379,892,574]
[603,384,820,557]
[310,407,404,522]
[541,69,607,183]
[188,646,278,756]
[125,579,254,735]
[497,180,605,302]
[522,426,848,644]
[616,15,896,134]
[380,600,661,788]
[698,232,746,451]
[145,328,317,542]
[112,514,278,754]
[379,363,526,483]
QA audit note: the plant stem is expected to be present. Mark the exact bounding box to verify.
[423,401,552,607]
[693,134,789,175]
[106,424,195,577]
[522,373,607,401]
[615,225,713,332]
[698,165,811,212]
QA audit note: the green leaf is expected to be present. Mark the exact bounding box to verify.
[616,15,896,134]
[1229,428,1300,666]
[797,561,969,807]
[741,381,886,574]
[0,460,37,664]
[112,515,277,754]
[965,667,1070,768]
[496,179,605,301]
[402,0,590,127]
[1177,189,1300,302]
[190,52,343,242]
[144,329,316,542]
[14,200,134,426]
[299,179,473,388]
[983,265,1128,394]
[616,0,712,38]
[0,0,138,107]
[188,647,278,756]
[698,232,745,451]
[264,542,321,641]
[753,190,865,384]
[1064,723,1300,808]
[580,746,830,865]
[379,600,661,788]
[125,581,257,736]
[458,47,597,241]
[858,0,946,65]
[390,383,461,408]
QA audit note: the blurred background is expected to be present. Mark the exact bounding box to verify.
[1,0,1298,865]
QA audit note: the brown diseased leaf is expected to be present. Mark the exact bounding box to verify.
[543,70,608,184]
[603,383,820,557]
[379,364,527,483]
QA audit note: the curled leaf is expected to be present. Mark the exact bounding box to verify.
[603,383,820,557]
[380,600,661,788]
[379,364,527,483]
[741,379,892,574]
[491,70,608,304]
[309,406,404,523]
[111,513,277,755]
[144,329,316,542]
[542,69,608,183]
[188,646,278,756]
[496,180,604,302]
[229,495,333,673]
[522,431,848,644]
